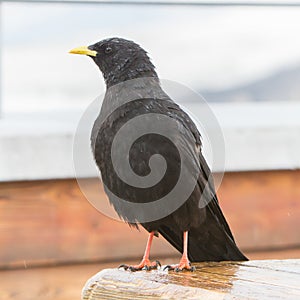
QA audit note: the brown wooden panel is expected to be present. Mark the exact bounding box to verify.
[218,170,300,250]
[0,179,178,269]
[246,247,300,260]
[0,170,299,269]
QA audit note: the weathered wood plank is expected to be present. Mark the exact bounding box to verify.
[217,170,300,250]
[0,179,177,269]
[1,259,300,300]
[0,258,186,300]
[82,260,300,300]
[245,247,300,260]
[0,262,116,300]
[0,170,300,268]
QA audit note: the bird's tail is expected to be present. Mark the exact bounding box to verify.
[159,225,247,262]
[158,201,248,262]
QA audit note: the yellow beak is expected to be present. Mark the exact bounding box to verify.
[69,46,97,57]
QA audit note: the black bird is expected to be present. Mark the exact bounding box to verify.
[70,38,247,271]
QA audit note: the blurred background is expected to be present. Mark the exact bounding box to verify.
[0,0,300,299]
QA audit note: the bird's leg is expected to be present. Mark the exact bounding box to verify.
[164,231,195,272]
[119,231,160,271]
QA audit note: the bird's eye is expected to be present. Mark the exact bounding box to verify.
[105,47,112,54]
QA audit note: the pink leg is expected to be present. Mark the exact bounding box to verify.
[164,231,195,272]
[119,232,160,271]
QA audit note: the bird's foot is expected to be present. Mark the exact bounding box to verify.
[119,259,161,272]
[164,258,195,272]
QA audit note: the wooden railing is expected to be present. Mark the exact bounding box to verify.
[1,170,299,270]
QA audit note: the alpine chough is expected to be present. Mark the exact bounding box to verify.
[70,38,248,271]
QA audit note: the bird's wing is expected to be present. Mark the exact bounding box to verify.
[95,95,246,261]
[153,100,247,261]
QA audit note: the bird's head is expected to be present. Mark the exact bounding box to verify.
[69,37,158,87]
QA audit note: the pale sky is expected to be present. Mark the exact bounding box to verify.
[2,2,300,112]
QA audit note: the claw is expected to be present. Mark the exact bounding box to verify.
[129,266,137,272]
[118,264,129,270]
[163,260,195,272]
[118,259,160,272]
[163,265,172,271]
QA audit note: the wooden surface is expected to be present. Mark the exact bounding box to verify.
[0,179,176,269]
[82,259,300,300]
[218,170,300,250]
[1,170,299,299]
[0,262,115,300]
[0,170,300,269]
[1,255,300,300]
[0,258,181,300]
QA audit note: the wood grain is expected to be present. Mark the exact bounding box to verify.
[0,170,299,269]
[0,262,113,300]
[81,259,300,300]
[217,170,300,250]
[0,179,178,269]
[1,256,300,300]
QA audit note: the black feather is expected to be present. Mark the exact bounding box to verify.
[87,37,248,262]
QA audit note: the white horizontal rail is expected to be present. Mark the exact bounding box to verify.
[1,0,300,7]
[0,102,299,181]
